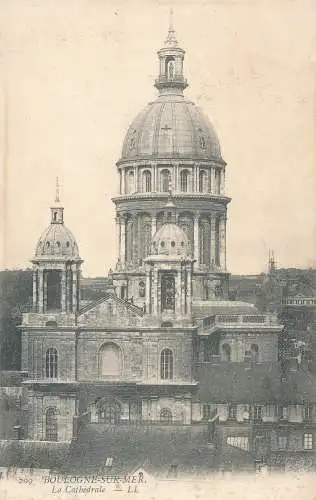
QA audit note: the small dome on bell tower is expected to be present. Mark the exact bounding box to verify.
[155,9,188,94]
[32,179,83,314]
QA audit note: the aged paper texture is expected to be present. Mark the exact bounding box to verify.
[0,0,316,499]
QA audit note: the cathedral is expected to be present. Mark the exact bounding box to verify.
[18,17,316,474]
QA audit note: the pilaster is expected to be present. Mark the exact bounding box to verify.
[61,268,67,312]
[32,268,38,311]
[210,215,216,267]
[219,215,227,270]
[193,214,200,264]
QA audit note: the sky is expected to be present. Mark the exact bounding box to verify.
[0,0,315,277]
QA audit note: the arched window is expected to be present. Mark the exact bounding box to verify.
[199,218,211,266]
[161,169,170,192]
[98,400,121,424]
[251,344,259,363]
[222,343,231,362]
[178,213,194,256]
[199,171,207,192]
[138,213,152,260]
[165,56,175,79]
[199,136,206,149]
[160,348,173,380]
[46,348,57,378]
[160,408,173,424]
[215,168,221,194]
[161,274,175,311]
[126,170,135,194]
[180,170,189,192]
[142,170,151,192]
[45,408,58,441]
[99,343,122,378]
[139,281,145,298]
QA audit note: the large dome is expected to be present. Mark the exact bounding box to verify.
[119,94,223,164]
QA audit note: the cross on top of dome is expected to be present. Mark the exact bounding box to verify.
[164,8,178,48]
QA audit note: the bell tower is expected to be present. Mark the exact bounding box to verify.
[32,180,83,314]
[155,9,188,94]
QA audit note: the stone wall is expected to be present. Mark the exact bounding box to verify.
[27,390,76,441]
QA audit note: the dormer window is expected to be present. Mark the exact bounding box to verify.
[129,130,137,151]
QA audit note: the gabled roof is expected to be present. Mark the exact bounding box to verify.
[77,293,145,329]
[78,292,144,317]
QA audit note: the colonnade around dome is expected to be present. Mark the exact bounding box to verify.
[114,210,226,272]
[118,161,225,196]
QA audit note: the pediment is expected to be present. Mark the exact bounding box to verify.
[77,293,144,328]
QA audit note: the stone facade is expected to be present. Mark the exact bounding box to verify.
[16,19,316,474]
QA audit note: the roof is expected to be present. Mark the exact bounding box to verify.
[34,223,80,260]
[152,223,190,258]
[63,422,216,477]
[192,300,258,320]
[196,363,316,404]
[119,94,223,164]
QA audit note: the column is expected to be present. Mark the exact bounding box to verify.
[120,215,126,264]
[175,162,179,192]
[155,163,158,191]
[145,269,151,314]
[193,214,200,264]
[72,266,78,312]
[61,268,67,312]
[219,216,227,270]
[151,214,157,238]
[160,57,164,75]
[195,164,199,193]
[67,268,72,312]
[132,214,138,265]
[152,268,158,315]
[178,267,183,316]
[32,269,37,311]
[210,216,216,267]
[210,167,215,195]
[220,168,225,195]
[38,269,44,313]
[134,165,139,193]
[122,168,126,194]
[43,271,48,312]
[115,216,120,264]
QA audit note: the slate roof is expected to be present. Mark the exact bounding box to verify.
[192,300,258,321]
[196,363,316,404]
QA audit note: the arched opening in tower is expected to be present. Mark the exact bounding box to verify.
[161,273,176,312]
[46,270,62,311]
